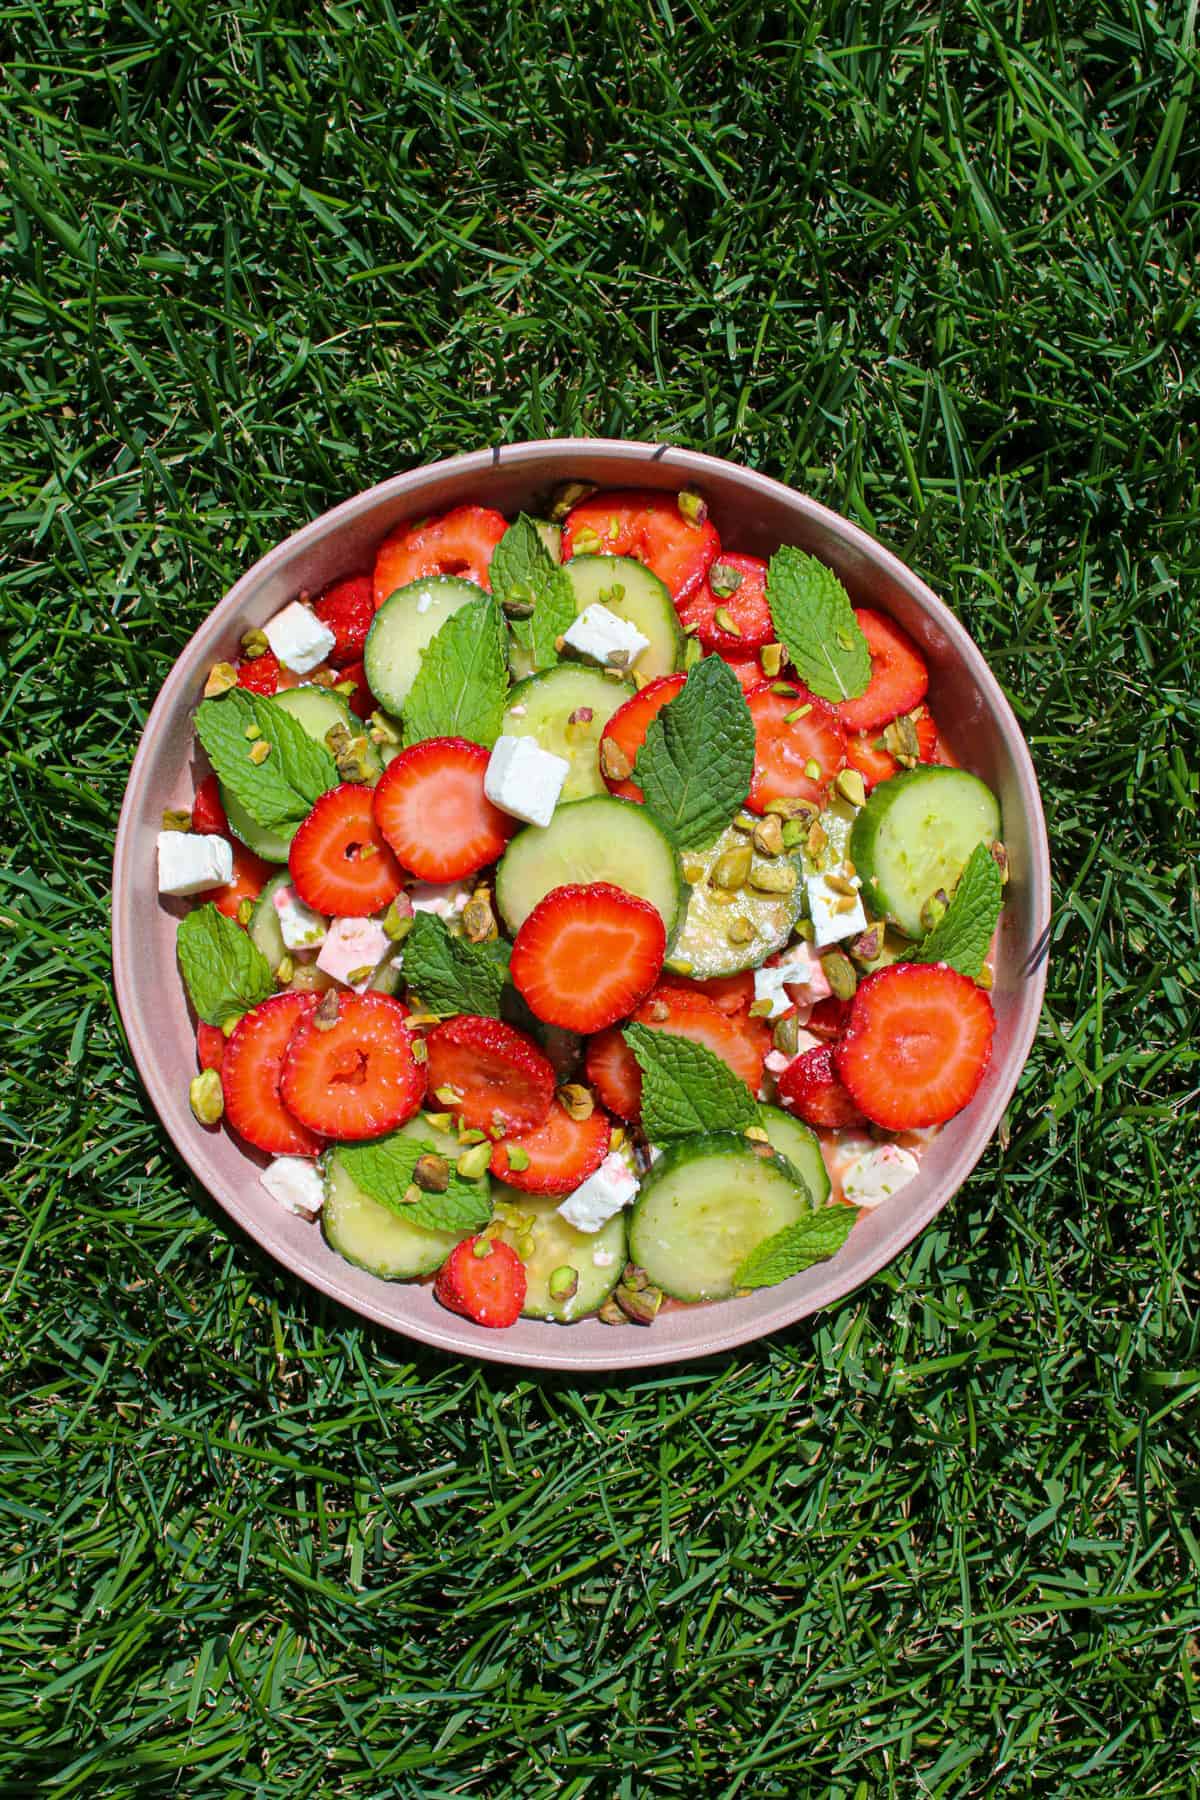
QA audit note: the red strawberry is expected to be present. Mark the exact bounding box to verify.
[676,553,773,653]
[434,1235,526,1329]
[424,1015,556,1136]
[237,651,281,696]
[745,683,847,813]
[191,772,229,837]
[490,1096,612,1194]
[510,883,666,1032]
[777,1044,867,1130]
[334,658,375,720]
[804,996,853,1041]
[836,609,929,732]
[373,737,515,882]
[281,991,423,1140]
[313,574,374,667]
[584,988,769,1121]
[656,968,755,1015]
[599,673,685,802]
[196,1022,226,1072]
[203,839,273,920]
[844,706,939,791]
[562,489,719,600]
[718,652,768,692]
[835,964,995,1130]
[288,784,404,917]
[374,504,509,605]
[222,993,324,1156]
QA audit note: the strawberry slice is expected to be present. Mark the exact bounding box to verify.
[510,883,666,1032]
[844,706,938,791]
[373,505,508,605]
[236,651,281,696]
[776,1044,866,1130]
[599,673,685,802]
[281,991,424,1140]
[804,996,853,1041]
[676,553,773,653]
[584,988,769,1121]
[562,489,719,600]
[745,683,847,813]
[836,609,929,732]
[204,839,273,920]
[424,1015,555,1135]
[718,652,768,692]
[656,969,755,1015]
[835,963,995,1130]
[334,659,376,720]
[288,784,404,917]
[191,772,229,837]
[196,1022,226,1072]
[313,574,374,667]
[373,737,515,882]
[490,1096,612,1194]
[222,993,324,1156]
[434,1235,526,1329]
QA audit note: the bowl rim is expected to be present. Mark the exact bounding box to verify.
[113,437,1051,1371]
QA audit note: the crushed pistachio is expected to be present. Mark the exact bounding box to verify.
[825,872,858,897]
[990,840,1010,884]
[803,758,821,781]
[781,820,804,850]
[548,480,598,521]
[275,955,295,985]
[977,966,994,990]
[748,862,796,895]
[239,627,270,660]
[683,634,703,669]
[382,898,413,942]
[236,897,255,927]
[422,1110,453,1132]
[462,889,497,943]
[161,808,192,832]
[248,739,271,765]
[413,1153,450,1193]
[849,926,882,966]
[727,916,755,945]
[506,1144,531,1173]
[759,642,784,678]
[567,706,594,726]
[713,606,741,637]
[747,997,775,1019]
[920,889,949,933]
[434,1084,464,1106]
[203,662,238,699]
[599,738,632,782]
[681,856,706,884]
[188,1069,224,1125]
[313,990,340,1031]
[882,714,921,765]
[731,811,757,834]
[571,525,603,555]
[457,1126,487,1144]
[345,965,374,986]
[677,488,708,526]
[752,814,784,857]
[325,722,373,783]
[515,1231,536,1262]
[410,1037,428,1064]
[597,1297,630,1325]
[712,844,752,891]
[548,1265,579,1303]
[455,1141,492,1180]
[773,1012,801,1056]
[708,562,744,599]
[834,767,867,808]
[744,1125,770,1143]
[369,710,403,747]
[220,1014,242,1037]
[558,1083,595,1122]
[821,949,858,1000]
[772,682,799,697]
[472,1237,495,1260]
[646,999,671,1022]
[806,820,828,859]
[615,1277,664,1325]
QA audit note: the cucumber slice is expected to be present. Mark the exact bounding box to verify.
[667,821,804,978]
[364,575,485,716]
[495,795,685,937]
[629,1134,814,1302]
[563,555,684,681]
[490,1187,626,1322]
[322,1113,489,1281]
[757,1106,832,1208]
[533,520,562,563]
[850,766,1001,939]
[247,870,292,968]
[502,666,634,802]
[222,686,380,862]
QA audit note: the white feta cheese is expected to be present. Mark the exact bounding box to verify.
[841,1144,920,1208]
[272,883,327,950]
[484,734,569,829]
[752,941,833,1017]
[592,1246,616,1268]
[557,1152,639,1233]
[317,915,393,990]
[157,831,233,897]
[764,1033,819,1076]
[408,879,472,919]
[415,590,433,615]
[805,871,868,947]
[263,599,337,674]
[562,603,650,669]
[260,1155,325,1217]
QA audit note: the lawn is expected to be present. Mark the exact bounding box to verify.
[2,0,1198,1791]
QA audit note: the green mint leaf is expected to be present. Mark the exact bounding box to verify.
[911,841,1003,977]
[491,513,576,671]
[765,546,871,702]
[402,594,509,748]
[176,902,274,1025]
[337,1135,491,1235]
[634,655,755,850]
[622,1024,759,1140]
[733,1203,857,1289]
[402,911,507,1018]
[194,689,337,832]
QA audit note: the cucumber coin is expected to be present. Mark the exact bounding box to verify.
[667,820,804,978]
[495,795,685,937]
[490,1187,626,1322]
[563,554,683,680]
[323,1113,490,1281]
[247,870,292,968]
[222,685,381,862]
[849,766,1001,939]
[364,574,484,716]
[757,1106,832,1207]
[501,665,634,802]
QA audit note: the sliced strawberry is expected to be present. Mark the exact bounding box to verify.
[334,659,375,720]
[237,651,281,696]
[191,772,229,837]
[777,1044,867,1130]
[562,489,719,600]
[931,731,959,768]
[656,969,755,1015]
[836,609,929,733]
[844,706,938,791]
[490,1096,612,1194]
[585,988,769,1121]
[510,883,666,1032]
[676,553,773,653]
[745,683,847,813]
[373,504,508,605]
[835,964,995,1130]
[424,1015,556,1136]
[222,993,324,1156]
[373,737,515,882]
[599,673,685,802]
[583,1026,643,1120]
[434,1235,526,1329]
[313,574,374,667]
[196,1022,226,1072]
[281,991,423,1140]
[204,839,274,920]
[288,785,404,917]
[718,652,768,692]
[804,996,853,1041]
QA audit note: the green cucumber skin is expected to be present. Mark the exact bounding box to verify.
[667,822,805,979]
[495,795,686,939]
[247,870,292,967]
[490,1187,626,1322]
[220,686,377,862]
[850,766,1001,939]
[363,574,484,715]
[323,1113,489,1282]
[502,665,634,802]
[563,554,684,681]
[757,1107,832,1208]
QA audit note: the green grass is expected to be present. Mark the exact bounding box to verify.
[2,0,1199,1791]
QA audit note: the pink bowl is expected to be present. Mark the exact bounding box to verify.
[112,440,1051,1370]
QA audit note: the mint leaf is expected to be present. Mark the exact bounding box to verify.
[337,1135,491,1235]
[634,655,755,850]
[402,911,507,1018]
[911,841,1003,977]
[622,1024,758,1140]
[194,689,337,832]
[765,546,871,702]
[177,902,274,1025]
[402,595,509,748]
[491,514,576,672]
[733,1203,857,1289]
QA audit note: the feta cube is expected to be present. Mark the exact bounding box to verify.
[562,603,650,669]
[484,734,570,828]
[263,600,337,674]
[260,1155,325,1217]
[805,871,868,946]
[557,1152,639,1233]
[752,941,833,1018]
[841,1144,920,1208]
[157,831,233,897]
[317,915,393,990]
[409,879,473,919]
[763,1033,820,1076]
[272,883,327,950]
